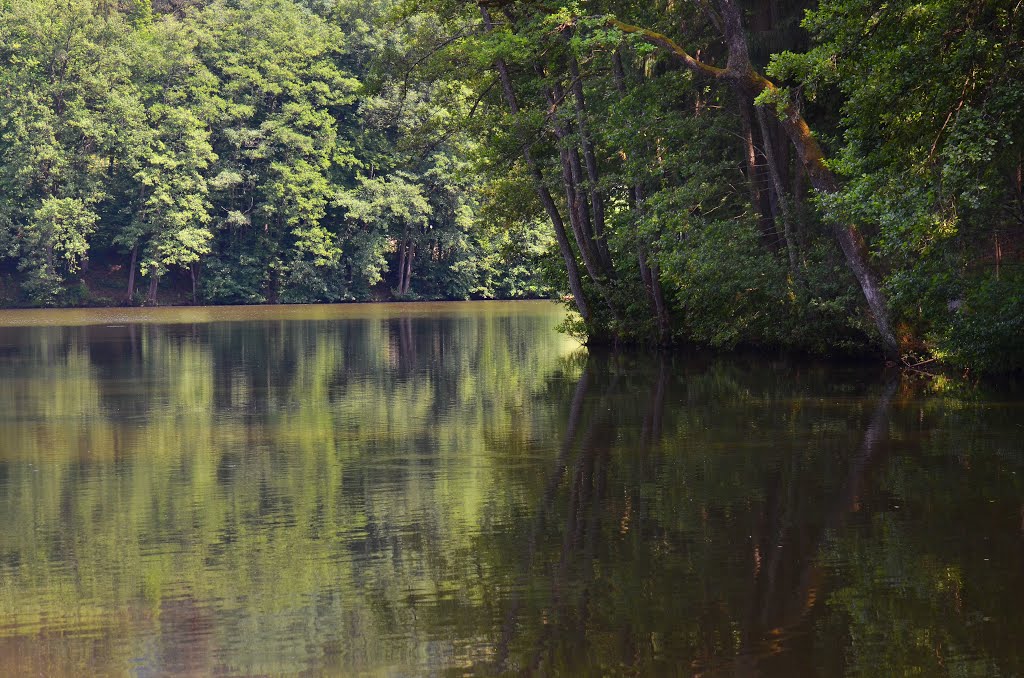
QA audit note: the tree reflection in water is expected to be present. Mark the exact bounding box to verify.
[0,305,1021,676]
[481,353,1021,678]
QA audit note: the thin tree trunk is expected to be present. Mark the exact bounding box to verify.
[544,80,613,295]
[557,141,602,280]
[403,243,414,295]
[612,50,671,341]
[756,106,801,285]
[638,248,653,292]
[739,102,777,244]
[527,155,593,322]
[650,264,669,341]
[544,72,623,328]
[480,6,591,324]
[566,51,614,273]
[549,123,625,328]
[636,187,671,343]
[396,234,408,294]
[609,4,901,358]
[125,244,139,305]
[146,268,159,305]
[637,247,670,343]
[190,263,198,305]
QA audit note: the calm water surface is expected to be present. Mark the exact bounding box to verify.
[0,301,1021,676]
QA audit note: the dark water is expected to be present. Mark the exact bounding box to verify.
[0,301,1021,676]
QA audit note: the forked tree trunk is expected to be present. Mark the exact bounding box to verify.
[566,50,614,274]
[543,79,606,283]
[541,80,623,326]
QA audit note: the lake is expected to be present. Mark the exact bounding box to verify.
[0,300,1021,676]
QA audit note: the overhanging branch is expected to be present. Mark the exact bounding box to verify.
[606,17,726,80]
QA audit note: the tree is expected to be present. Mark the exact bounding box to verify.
[769,0,1024,370]
[188,0,357,303]
[601,1,899,357]
[0,0,137,304]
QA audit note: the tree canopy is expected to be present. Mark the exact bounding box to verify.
[0,0,1021,371]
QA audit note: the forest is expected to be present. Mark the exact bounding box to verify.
[0,0,1022,371]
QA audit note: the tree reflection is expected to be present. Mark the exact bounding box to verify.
[475,353,1022,677]
[0,313,1021,676]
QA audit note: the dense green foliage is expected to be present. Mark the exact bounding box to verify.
[399,0,1023,370]
[770,0,1024,370]
[1,0,1022,370]
[0,0,550,307]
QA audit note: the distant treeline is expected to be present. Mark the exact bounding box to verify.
[1,0,1022,371]
[0,0,552,309]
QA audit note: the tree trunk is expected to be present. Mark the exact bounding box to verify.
[125,244,139,305]
[544,79,617,306]
[396,233,408,294]
[634,186,671,344]
[480,6,591,324]
[612,50,671,341]
[544,80,601,274]
[637,247,670,344]
[544,71,623,327]
[756,106,801,285]
[608,4,901,358]
[402,242,414,295]
[566,51,614,273]
[650,261,669,343]
[146,268,159,306]
[556,140,603,281]
[739,102,778,245]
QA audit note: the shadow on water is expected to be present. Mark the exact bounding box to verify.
[476,350,1023,677]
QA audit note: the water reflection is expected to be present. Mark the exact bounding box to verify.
[0,303,1021,676]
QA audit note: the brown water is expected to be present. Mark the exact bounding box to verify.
[0,300,1021,676]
